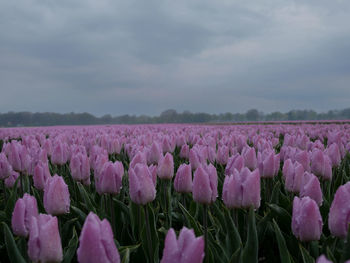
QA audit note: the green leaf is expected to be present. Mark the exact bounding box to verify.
[270,181,281,204]
[178,202,202,236]
[113,198,131,221]
[224,208,242,256]
[229,247,242,263]
[62,227,78,263]
[71,205,87,223]
[5,178,19,218]
[2,222,26,263]
[242,207,258,263]
[299,244,315,263]
[141,204,159,263]
[121,248,130,263]
[267,203,291,230]
[76,183,96,212]
[272,219,291,263]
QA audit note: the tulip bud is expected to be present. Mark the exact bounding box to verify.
[129,151,147,170]
[189,148,202,171]
[292,196,322,242]
[326,143,341,167]
[161,227,204,263]
[129,164,156,205]
[5,170,20,188]
[192,165,217,205]
[147,141,162,165]
[180,144,189,159]
[70,153,91,185]
[283,159,304,193]
[225,154,244,175]
[77,212,120,263]
[242,146,257,171]
[44,175,70,215]
[51,142,68,165]
[223,167,260,209]
[96,161,124,195]
[328,181,350,238]
[299,172,323,206]
[157,153,174,180]
[174,164,192,193]
[217,146,229,165]
[11,194,38,237]
[28,214,63,263]
[33,161,51,190]
[310,149,332,180]
[0,152,12,179]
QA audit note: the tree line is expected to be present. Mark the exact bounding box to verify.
[0,108,350,127]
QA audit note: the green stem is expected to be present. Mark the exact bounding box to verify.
[203,204,208,263]
[110,194,116,237]
[144,205,153,263]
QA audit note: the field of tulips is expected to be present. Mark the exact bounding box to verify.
[0,123,350,263]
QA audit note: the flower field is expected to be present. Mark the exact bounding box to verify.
[0,123,350,263]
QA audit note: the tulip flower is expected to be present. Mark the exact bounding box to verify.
[161,227,204,263]
[174,164,192,193]
[283,159,304,193]
[328,181,350,238]
[28,214,63,263]
[129,151,147,170]
[326,143,341,167]
[225,154,244,175]
[180,144,189,159]
[70,153,91,185]
[11,193,38,237]
[222,167,260,209]
[310,149,332,180]
[157,152,174,180]
[128,163,156,205]
[51,141,68,165]
[33,161,51,190]
[216,146,229,165]
[5,170,20,188]
[242,146,257,171]
[96,161,124,195]
[44,175,70,215]
[258,150,279,178]
[77,212,120,263]
[189,148,202,171]
[299,172,323,206]
[193,165,217,205]
[292,196,322,242]
[147,141,162,165]
[0,152,11,179]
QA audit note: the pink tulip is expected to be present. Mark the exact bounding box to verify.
[51,141,68,165]
[258,151,279,178]
[44,175,70,215]
[328,181,350,238]
[147,141,162,165]
[216,146,229,165]
[283,159,304,193]
[292,196,322,241]
[128,164,156,205]
[316,255,333,263]
[242,146,257,171]
[326,143,341,167]
[299,172,323,206]
[222,167,260,209]
[161,227,204,263]
[129,151,147,170]
[310,149,332,180]
[192,165,217,205]
[96,161,124,195]
[295,150,310,172]
[28,214,63,263]
[174,164,192,193]
[189,148,202,171]
[5,170,20,188]
[11,194,38,237]
[0,152,12,179]
[33,161,51,190]
[180,144,189,159]
[77,212,120,263]
[157,153,174,180]
[225,154,244,175]
[70,153,91,185]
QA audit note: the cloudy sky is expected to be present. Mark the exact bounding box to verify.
[1,0,350,116]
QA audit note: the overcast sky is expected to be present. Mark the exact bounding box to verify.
[1,0,350,116]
